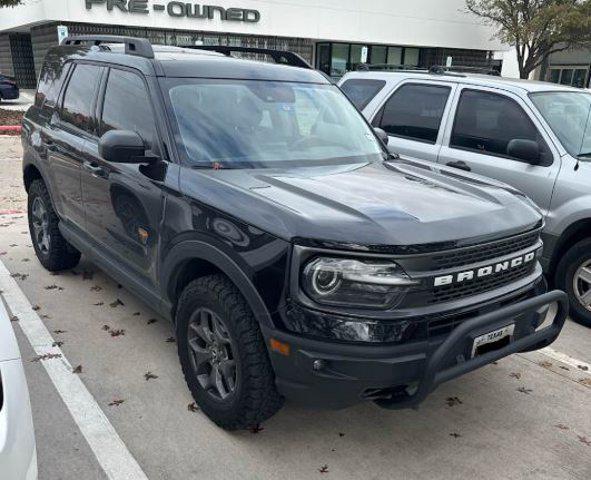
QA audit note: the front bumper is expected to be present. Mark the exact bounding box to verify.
[263,290,568,410]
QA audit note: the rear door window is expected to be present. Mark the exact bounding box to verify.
[375,83,451,143]
[340,79,386,110]
[60,63,102,133]
[450,89,550,163]
[35,61,71,109]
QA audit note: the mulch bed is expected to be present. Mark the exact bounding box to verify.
[0,108,24,135]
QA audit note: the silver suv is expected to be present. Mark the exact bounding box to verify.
[339,70,591,327]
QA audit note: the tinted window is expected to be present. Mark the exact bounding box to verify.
[100,69,156,147]
[451,90,549,162]
[340,79,386,110]
[377,83,450,143]
[60,64,101,132]
[35,61,71,109]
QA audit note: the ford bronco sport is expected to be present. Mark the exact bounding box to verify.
[340,67,591,327]
[22,36,567,430]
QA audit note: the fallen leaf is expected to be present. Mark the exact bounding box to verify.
[110,329,125,338]
[133,312,141,316]
[93,302,104,306]
[147,318,158,325]
[446,396,463,407]
[45,284,64,291]
[188,402,199,412]
[31,353,62,362]
[559,366,570,371]
[517,387,533,395]
[578,435,591,446]
[52,341,63,348]
[102,325,111,331]
[10,315,19,322]
[72,365,82,374]
[32,305,41,311]
[144,371,158,381]
[577,365,589,372]
[338,432,345,437]
[510,372,522,380]
[21,258,30,262]
[90,285,102,292]
[53,329,67,334]
[578,378,591,387]
[165,337,176,343]
[539,361,553,369]
[110,299,124,308]
[109,399,125,407]
[319,465,329,474]
[554,424,570,431]
[41,314,52,319]
[449,432,462,438]
[249,424,264,434]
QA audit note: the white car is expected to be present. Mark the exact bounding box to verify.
[0,300,37,479]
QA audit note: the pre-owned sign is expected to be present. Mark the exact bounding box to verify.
[85,1,261,23]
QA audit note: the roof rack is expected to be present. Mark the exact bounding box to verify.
[429,65,500,76]
[61,35,155,59]
[184,45,312,69]
[357,63,425,72]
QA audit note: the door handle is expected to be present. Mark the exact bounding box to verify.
[83,161,106,177]
[446,160,472,172]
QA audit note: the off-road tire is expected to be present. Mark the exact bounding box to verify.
[27,179,81,271]
[555,238,591,327]
[176,274,284,430]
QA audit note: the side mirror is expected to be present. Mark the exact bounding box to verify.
[507,139,540,165]
[374,127,389,146]
[99,130,148,164]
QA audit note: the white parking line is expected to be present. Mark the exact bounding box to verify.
[539,346,591,372]
[0,260,148,480]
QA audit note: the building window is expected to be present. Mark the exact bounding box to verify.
[547,67,589,88]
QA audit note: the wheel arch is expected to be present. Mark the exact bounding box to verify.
[23,162,44,193]
[548,218,591,278]
[161,239,274,328]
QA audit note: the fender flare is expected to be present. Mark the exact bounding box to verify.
[160,239,274,328]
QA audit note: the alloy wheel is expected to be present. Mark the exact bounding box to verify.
[573,260,591,312]
[187,307,238,401]
[31,196,50,255]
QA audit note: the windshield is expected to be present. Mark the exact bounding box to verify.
[165,79,384,168]
[530,91,591,158]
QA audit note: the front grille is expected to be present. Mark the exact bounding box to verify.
[428,261,535,305]
[431,231,539,270]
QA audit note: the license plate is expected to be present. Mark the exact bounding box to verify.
[471,324,515,358]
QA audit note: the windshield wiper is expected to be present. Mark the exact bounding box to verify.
[577,152,591,158]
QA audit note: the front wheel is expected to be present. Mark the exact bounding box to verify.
[176,274,283,430]
[555,238,591,327]
[27,179,81,271]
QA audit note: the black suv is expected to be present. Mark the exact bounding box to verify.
[22,36,568,430]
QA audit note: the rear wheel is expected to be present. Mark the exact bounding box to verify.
[176,274,283,430]
[555,238,591,327]
[27,179,81,271]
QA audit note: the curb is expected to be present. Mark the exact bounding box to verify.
[0,125,22,135]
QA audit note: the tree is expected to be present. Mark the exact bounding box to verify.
[466,0,591,79]
[0,0,23,6]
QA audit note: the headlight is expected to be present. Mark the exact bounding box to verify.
[301,257,417,309]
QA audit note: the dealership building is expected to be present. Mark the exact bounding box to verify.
[0,0,505,88]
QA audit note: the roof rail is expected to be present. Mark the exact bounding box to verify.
[357,63,426,72]
[429,65,500,76]
[184,45,312,69]
[61,35,155,59]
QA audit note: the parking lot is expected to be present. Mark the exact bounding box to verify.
[1,136,590,480]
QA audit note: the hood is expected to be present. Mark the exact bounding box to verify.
[179,158,542,250]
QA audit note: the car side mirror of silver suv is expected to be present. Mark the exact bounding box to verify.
[507,139,541,165]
